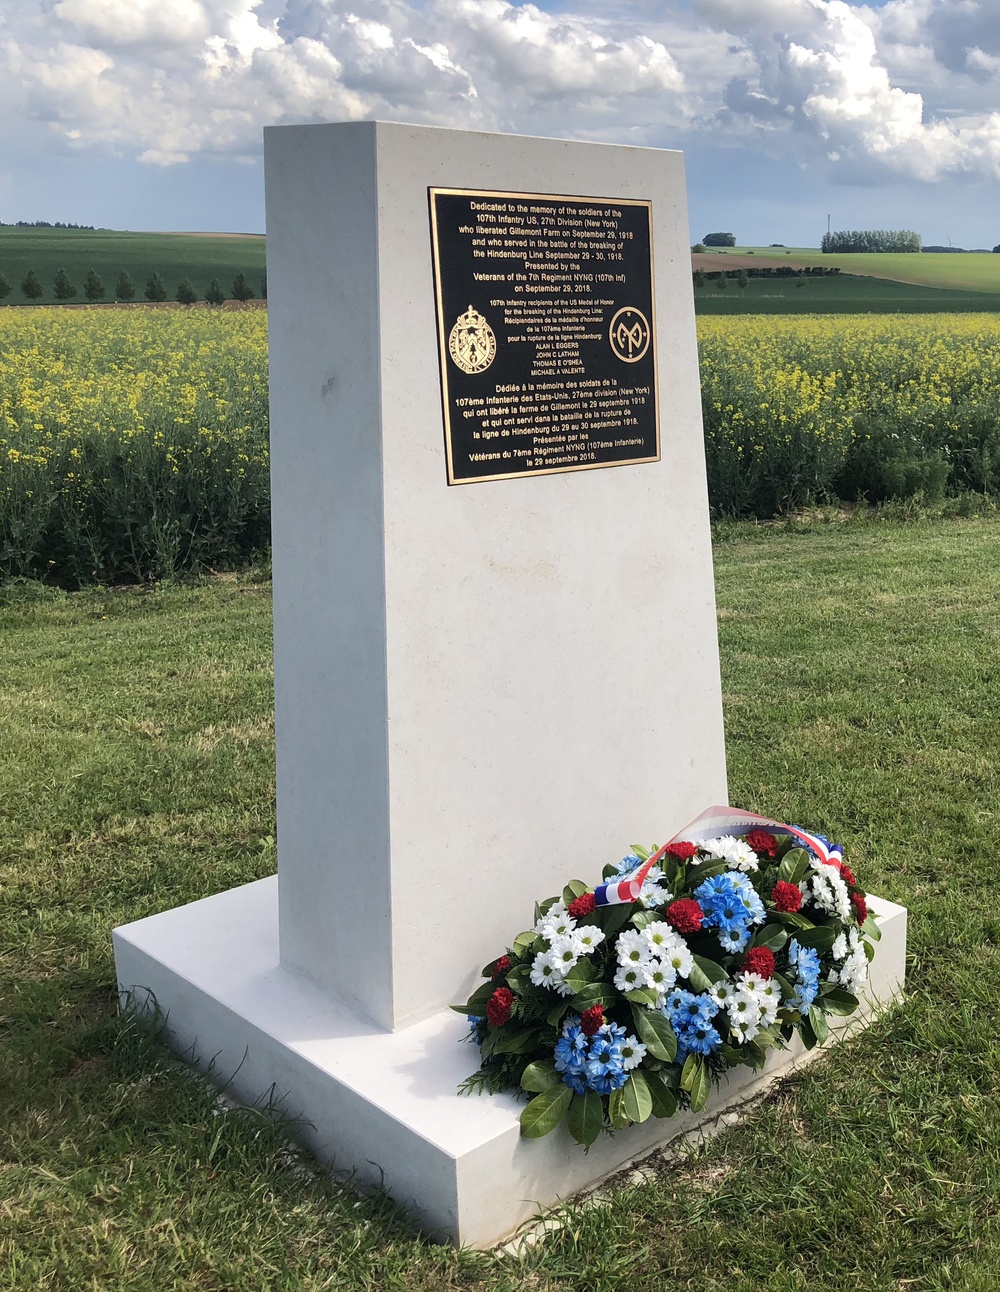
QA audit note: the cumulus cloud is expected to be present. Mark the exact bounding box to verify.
[1,0,998,182]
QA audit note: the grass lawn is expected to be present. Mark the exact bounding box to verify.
[3,518,1000,1290]
[0,228,266,305]
[698,248,1000,293]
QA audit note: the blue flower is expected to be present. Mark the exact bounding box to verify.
[613,853,643,877]
[667,989,719,1030]
[718,925,751,953]
[676,1023,722,1058]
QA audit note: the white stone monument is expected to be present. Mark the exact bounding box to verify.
[113,121,906,1247]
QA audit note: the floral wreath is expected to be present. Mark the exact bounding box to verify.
[455,807,879,1147]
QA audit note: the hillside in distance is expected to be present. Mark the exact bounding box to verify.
[0,227,266,304]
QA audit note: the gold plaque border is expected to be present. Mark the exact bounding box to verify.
[428,186,661,486]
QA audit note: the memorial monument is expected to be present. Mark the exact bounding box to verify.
[113,122,906,1246]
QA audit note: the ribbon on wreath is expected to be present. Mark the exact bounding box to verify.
[592,804,841,908]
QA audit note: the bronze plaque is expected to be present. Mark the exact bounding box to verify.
[429,188,659,485]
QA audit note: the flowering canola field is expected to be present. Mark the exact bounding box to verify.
[1,308,999,582]
[0,306,269,584]
[699,313,1000,516]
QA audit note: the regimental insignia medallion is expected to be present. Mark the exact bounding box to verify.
[448,305,497,374]
[609,306,651,363]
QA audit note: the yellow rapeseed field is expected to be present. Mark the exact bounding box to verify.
[698,313,1000,515]
[1,306,998,582]
[0,305,269,583]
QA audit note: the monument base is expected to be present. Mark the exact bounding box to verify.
[114,880,907,1248]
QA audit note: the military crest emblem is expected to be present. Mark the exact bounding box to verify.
[448,305,497,374]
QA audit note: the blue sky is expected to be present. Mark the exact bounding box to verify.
[1,0,998,248]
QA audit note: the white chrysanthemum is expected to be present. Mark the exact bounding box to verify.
[662,942,694,978]
[551,974,576,997]
[541,910,578,943]
[702,835,740,861]
[737,971,770,999]
[810,868,852,922]
[533,900,567,936]
[619,1035,647,1070]
[530,949,561,989]
[832,932,849,961]
[726,840,759,873]
[641,960,676,997]
[731,1016,761,1044]
[638,882,673,909]
[758,995,779,1027]
[548,935,579,972]
[836,946,869,994]
[709,979,737,1008]
[616,929,654,967]
[727,988,762,1030]
[571,926,605,955]
[614,963,646,993]
[642,921,680,955]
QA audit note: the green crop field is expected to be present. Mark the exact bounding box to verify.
[695,245,1000,295]
[695,272,1000,315]
[0,227,266,304]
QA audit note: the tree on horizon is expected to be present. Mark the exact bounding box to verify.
[231,271,254,302]
[115,271,135,302]
[175,278,197,305]
[53,268,77,301]
[0,273,11,303]
[205,277,225,306]
[83,268,105,302]
[144,273,167,302]
[21,270,43,302]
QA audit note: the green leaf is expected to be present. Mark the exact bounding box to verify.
[863,940,876,963]
[520,1084,572,1139]
[621,1071,654,1125]
[520,1059,561,1093]
[793,925,837,953]
[513,930,536,956]
[463,981,495,1016]
[687,858,727,887]
[631,1006,678,1062]
[778,848,810,885]
[862,913,882,942]
[630,844,651,861]
[645,1070,678,1119]
[547,1001,568,1027]
[751,923,788,953]
[602,905,635,937]
[809,1007,831,1046]
[562,879,590,907]
[568,1090,604,1147]
[491,1028,538,1056]
[819,986,860,1016]
[773,911,814,930]
[608,1085,631,1129]
[688,955,730,993]
[563,959,597,991]
[629,909,659,931]
[623,987,659,1007]
[570,983,618,1012]
[687,1056,712,1112]
[680,1053,699,1093]
[798,1015,818,1050]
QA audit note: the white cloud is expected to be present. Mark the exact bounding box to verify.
[1,0,998,182]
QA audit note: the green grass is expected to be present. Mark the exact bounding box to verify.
[695,273,1000,315]
[3,518,1000,1289]
[0,228,266,304]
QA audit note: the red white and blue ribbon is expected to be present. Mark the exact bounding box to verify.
[592,805,841,908]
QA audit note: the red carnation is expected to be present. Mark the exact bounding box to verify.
[580,1005,605,1037]
[852,893,869,926]
[771,881,803,913]
[486,987,514,1027]
[743,946,776,978]
[665,841,698,860]
[568,892,596,918]
[491,955,512,979]
[746,829,779,858]
[665,898,704,933]
[841,865,857,888]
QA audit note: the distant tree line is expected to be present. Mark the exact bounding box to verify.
[821,229,921,253]
[0,220,96,229]
[0,267,266,305]
[702,232,736,247]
